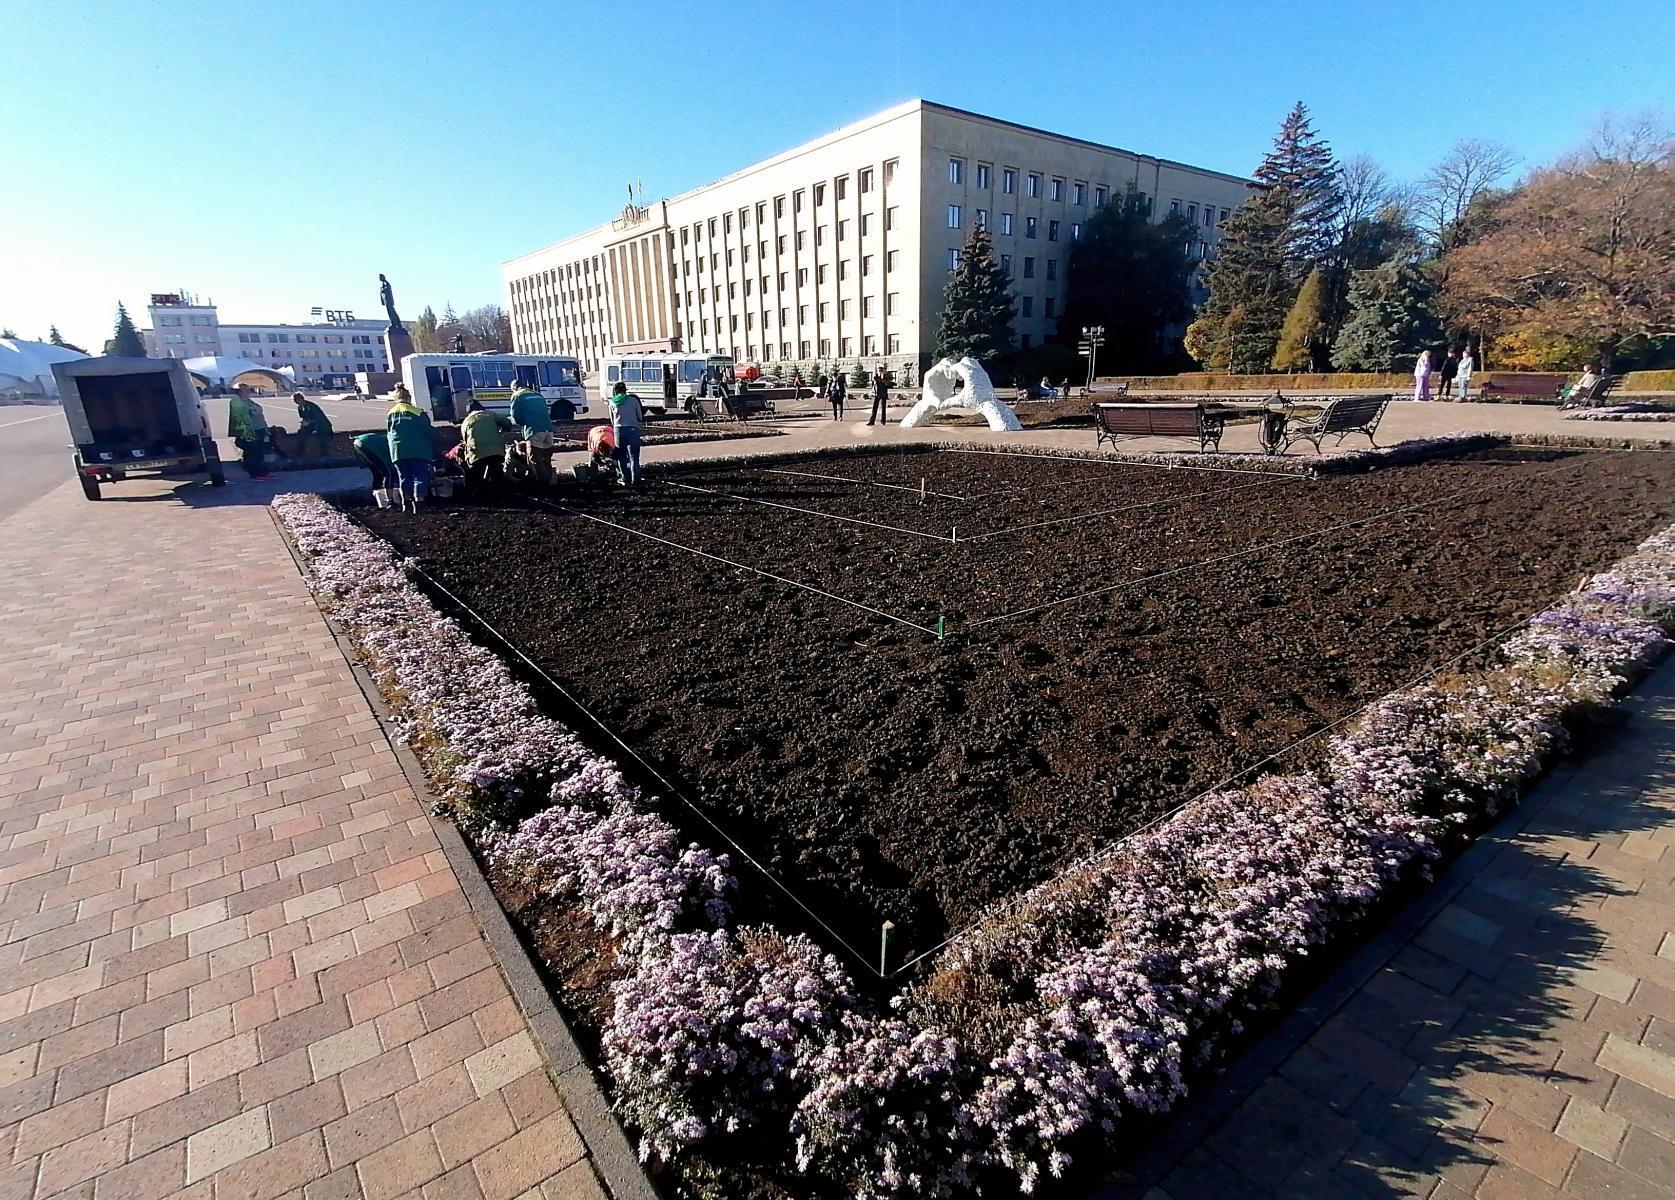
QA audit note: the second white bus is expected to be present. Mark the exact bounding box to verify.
[400,353,587,422]
[599,352,735,415]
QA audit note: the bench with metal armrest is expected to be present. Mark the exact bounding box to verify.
[1280,394,1391,454]
[1092,402,1226,453]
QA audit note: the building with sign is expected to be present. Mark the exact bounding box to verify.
[143,294,390,387]
[502,99,1252,381]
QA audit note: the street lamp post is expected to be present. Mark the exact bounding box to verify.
[1079,325,1106,394]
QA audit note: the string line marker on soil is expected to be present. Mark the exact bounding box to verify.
[942,444,1311,480]
[666,479,958,543]
[967,450,1610,628]
[885,603,1553,978]
[758,465,971,501]
[523,494,942,635]
[958,475,1288,542]
[395,551,890,975]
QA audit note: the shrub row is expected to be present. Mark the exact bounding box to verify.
[1104,370,1675,394]
[273,490,1675,1198]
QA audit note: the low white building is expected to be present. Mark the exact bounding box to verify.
[143,293,390,387]
[503,99,1253,380]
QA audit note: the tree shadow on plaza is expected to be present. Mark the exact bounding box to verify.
[1096,691,1675,1200]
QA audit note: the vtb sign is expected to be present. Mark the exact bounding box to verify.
[309,307,358,324]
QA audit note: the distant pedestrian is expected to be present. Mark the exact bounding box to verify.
[1413,350,1433,402]
[386,392,436,514]
[1456,347,1475,400]
[227,386,272,479]
[867,364,891,425]
[610,382,646,486]
[292,392,333,458]
[1437,350,1459,400]
[827,372,846,420]
[351,430,394,500]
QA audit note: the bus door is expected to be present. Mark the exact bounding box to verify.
[662,364,677,405]
[447,365,475,419]
[514,364,539,390]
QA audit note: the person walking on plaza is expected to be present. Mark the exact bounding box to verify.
[292,392,334,458]
[610,381,646,487]
[459,400,513,489]
[386,390,436,514]
[1413,349,1434,401]
[827,371,846,420]
[351,430,394,501]
[1436,349,1459,401]
[1456,346,1475,400]
[227,385,272,479]
[508,380,556,485]
[867,364,891,426]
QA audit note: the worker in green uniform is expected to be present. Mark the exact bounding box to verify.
[227,386,272,479]
[507,382,555,485]
[351,430,394,501]
[292,392,334,459]
[386,387,436,514]
[459,400,514,489]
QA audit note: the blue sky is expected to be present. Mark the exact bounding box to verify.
[5,0,1669,350]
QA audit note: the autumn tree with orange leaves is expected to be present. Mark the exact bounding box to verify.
[1443,116,1675,368]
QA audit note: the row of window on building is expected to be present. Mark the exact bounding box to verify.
[232,331,378,345]
[949,159,1107,205]
[156,315,215,327]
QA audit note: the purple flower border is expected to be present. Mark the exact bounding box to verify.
[273,489,1675,1198]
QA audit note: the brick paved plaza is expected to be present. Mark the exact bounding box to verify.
[0,405,1671,1200]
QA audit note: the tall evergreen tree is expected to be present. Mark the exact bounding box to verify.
[1272,268,1328,371]
[47,325,87,354]
[935,226,1014,364]
[1331,258,1441,371]
[1057,192,1196,373]
[1190,103,1342,372]
[411,306,441,352]
[108,302,146,357]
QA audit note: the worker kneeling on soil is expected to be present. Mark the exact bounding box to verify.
[386,386,436,514]
[508,382,556,486]
[460,400,514,488]
[352,430,395,506]
[292,392,334,459]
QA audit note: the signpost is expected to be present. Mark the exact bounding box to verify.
[1079,325,1106,394]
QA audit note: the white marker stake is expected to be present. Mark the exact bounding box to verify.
[880,921,896,976]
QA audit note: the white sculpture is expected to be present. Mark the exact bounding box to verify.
[899,356,1022,432]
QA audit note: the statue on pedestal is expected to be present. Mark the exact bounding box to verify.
[378,274,405,332]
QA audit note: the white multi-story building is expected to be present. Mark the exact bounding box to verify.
[503,99,1252,379]
[143,293,390,385]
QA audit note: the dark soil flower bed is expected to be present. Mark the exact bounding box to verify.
[349,445,1675,962]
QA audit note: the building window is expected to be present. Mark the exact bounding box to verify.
[883,159,897,185]
[886,292,899,315]
[794,190,805,213]
[839,299,851,319]
[948,157,964,184]
[1187,203,1198,223]
[778,235,788,253]
[1045,298,1056,318]
[862,296,874,317]
[195,333,215,344]
[1221,208,1231,221]
[1023,257,1035,279]
[976,208,988,230]
[815,182,826,205]
[1050,178,1064,202]
[859,168,873,193]
[888,334,901,354]
[796,231,806,250]
[163,333,185,344]
[976,163,991,189]
[948,248,961,271]
[820,338,832,356]
[862,254,873,275]
[1021,297,1034,317]
[841,337,854,356]
[838,260,849,281]
[779,272,789,290]
[756,201,766,224]
[1071,222,1082,240]
[816,226,826,246]
[799,305,809,324]
[1170,199,1183,214]
[947,204,962,229]
[1002,168,1016,194]
[160,316,182,327]
[1026,217,1037,239]
[836,175,848,200]
[864,335,878,355]
[817,265,827,284]
[1046,259,1058,281]
[1000,213,1014,235]
[1048,220,1060,242]
[1027,173,1041,198]
[838,219,849,240]
[1000,253,1012,274]
[886,250,899,272]
[775,196,786,218]
[886,206,897,231]
[1204,207,1215,227]
[1073,181,1087,205]
[724,213,733,233]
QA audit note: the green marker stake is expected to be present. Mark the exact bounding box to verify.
[937,615,945,639]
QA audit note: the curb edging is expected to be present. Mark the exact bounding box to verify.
[269,507,660,1200]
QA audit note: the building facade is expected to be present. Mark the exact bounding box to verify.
[143,294,390,386]
[503,100,1252,380]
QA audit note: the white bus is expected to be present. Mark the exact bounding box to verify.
[400,353,587,422]
[599,352,735,415]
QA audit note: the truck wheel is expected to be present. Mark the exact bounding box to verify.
[79,474,102,501]
[549,399,575,423]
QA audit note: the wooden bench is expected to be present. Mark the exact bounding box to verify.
[1281,394,1390,454]
[1478,373,1564,402]
[1093,402,1224,453]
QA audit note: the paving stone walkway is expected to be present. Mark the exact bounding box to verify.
[0,478,607,1199]
[1116,660,1675,1199]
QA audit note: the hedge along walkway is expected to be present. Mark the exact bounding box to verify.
[1109,659,1675,1200]
[0,477,608,1200]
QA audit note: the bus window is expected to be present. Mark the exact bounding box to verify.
[424,366,445,389]
[514,365,539,389]
[680,360,705,382]
[606,365,619,384]
[540,360,579,387]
